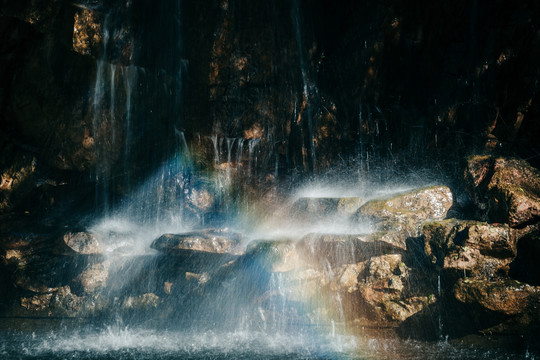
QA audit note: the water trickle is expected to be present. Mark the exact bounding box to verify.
[226,137,235,183]
[248,138,261,177]
[210,134,220,166]
[236,138,245,166]
[292,0,316,172]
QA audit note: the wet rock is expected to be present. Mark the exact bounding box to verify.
[509,228,540,286]
[185,271,209,285]
[454,278,540,316]
[20,293,53,312]
[244,239,300,273]
[355,186,453,225]
[465,156,540,227]
[423,219,516,277]
[188,188,215,212]
[63,232,103,255]
[72,8,103,56]
[163,281,173,294]
[49,286,85,317]
[358,254,407,304]
[339,262,367,293]
[351,254,434,323]
[72,261,109,294]
[298,233,405,266]
[380,297,433,322]
[291,197,364,219]
[122,293,160,310]
[151,229,244,255]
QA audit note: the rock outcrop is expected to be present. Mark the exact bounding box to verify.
[465,155,540,227]
[151,229,245,255]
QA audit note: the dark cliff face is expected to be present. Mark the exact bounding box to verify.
[1,0,540,221]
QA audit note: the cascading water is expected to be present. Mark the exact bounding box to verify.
[2,2,540,360]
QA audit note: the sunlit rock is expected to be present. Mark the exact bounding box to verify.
[49,286,86,317]
[454,278,540,316]
[185,271,209,285]
[63,231,103,255]
[380,297,433,322]
[298,233,404,267]
[72,261,110,294]
[423,219,516,277]
[72,8,103,56]
[465,156,540,227]
[356,185,453,224]
[358,254,407,303]
[122,293,161,310]
[151,229,244,255]
[350,254,435,323]
[291,196,364,219]
[20,293,53,312]
[243,239,300,273]
[339,263,366,293]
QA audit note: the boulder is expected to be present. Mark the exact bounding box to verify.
[298,233,404,266]
[355,186,453,224]
[72,261,109,294]
[151,229,244,255]
[244,239,301,273]
[353,254,434,323]
[121,293,161,310]
[464,156,540,227]
[20,293,53,312]
[63,232,103,255]
[48,286,86,317]
[454,278,540,316]
[423,219,516,277]
[358,254,407,303]
[291,197,364,219]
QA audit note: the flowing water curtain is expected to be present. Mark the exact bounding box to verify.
[90,0,188,217]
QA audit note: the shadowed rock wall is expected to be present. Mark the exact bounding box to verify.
[1,0,540,220]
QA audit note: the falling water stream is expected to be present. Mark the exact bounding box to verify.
[1,2,538,360]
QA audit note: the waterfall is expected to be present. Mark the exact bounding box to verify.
[89,0,190,251]
[292,0,316,172]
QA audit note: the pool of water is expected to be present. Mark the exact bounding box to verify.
[0,319,537,360]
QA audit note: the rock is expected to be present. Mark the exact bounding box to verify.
[291,197,364,219]
[350,253,434,323]
[454,278,540,316]
[358,254,407,304]
[244,239,301,273]
[185,272,209,285]
[63,232,103,255]
[188,188,215,212]
[423,219,516,277]
[73,261,109,294]
[381,297,433,322]
[20,293,53,312]
[164,281,173,294]
[509,228,540,285]
[151,229,244,255]
[49,286,85,317]
[122,293,160,310]
[72,8,103,57]
[339,263,367,293]
[464,156,540,227]
[355,186,453,225]
[298,233,405,267]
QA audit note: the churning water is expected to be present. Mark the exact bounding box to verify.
[0,320,536,359]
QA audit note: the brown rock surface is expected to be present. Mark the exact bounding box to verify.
[454,278,540,316]
[465,156,540,227]
[63,232,103,255]
[356,186,453,224]
[151,229,244,255]
[423,219,516,277]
